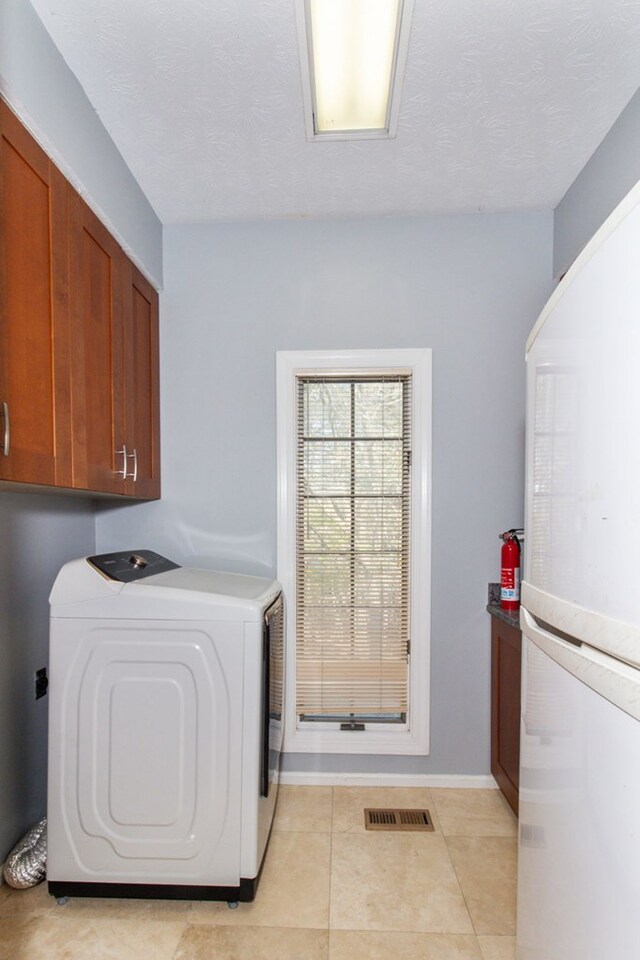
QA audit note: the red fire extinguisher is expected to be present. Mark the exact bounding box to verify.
[499,529,522,612]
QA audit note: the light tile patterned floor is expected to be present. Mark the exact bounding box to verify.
[0,787,517,960]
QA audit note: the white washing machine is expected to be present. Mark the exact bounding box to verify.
[47,550,284,903]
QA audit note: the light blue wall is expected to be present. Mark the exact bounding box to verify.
[97,212,553,776]
[554,88,640,278]
[0,494,95,860]
[0,1,159,860]
[0,0,162,286]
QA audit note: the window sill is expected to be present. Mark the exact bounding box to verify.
[284,724,429,756]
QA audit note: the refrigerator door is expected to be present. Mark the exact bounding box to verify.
[517,609,640,960]
[524,180,640,655]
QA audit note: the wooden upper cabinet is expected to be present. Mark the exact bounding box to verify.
[68,192,127,495]
[67,196,160,499]
[0,100,160,500]
[123,264,160,499]
[0,100,72,487]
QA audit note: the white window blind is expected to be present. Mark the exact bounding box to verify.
[295,375,411,721]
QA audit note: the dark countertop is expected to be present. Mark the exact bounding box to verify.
[486,602,521,629]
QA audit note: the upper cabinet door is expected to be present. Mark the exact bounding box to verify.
[123,263,160,499]
[0,101,72,486]
[68,192,126,495]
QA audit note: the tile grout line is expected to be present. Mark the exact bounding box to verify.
[169,918,189,960]
[429,788,483,942]
[327,785,334,958]
[441,830,482,943]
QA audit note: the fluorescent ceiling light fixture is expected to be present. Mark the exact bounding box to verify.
[296,0,414,140]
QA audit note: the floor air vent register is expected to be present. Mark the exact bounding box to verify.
[364,809,434,832]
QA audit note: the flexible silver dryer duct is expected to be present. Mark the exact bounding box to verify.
[3,819,47,888]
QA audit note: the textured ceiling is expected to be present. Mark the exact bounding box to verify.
[29,0,640,223]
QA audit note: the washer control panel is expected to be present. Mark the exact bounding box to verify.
[87,550,180,583]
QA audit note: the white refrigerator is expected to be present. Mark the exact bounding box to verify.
[517,180,640,959]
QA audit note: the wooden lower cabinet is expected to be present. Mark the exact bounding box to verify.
[491,614,522,815]
[0,99,160,500]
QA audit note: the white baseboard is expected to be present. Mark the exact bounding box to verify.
[279,772,498,789]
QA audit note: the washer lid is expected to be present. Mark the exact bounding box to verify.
[136,566,274,600]
[126,566,281,619]
[50,552,281,621]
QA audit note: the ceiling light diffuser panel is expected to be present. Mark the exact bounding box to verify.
[296,0,415,140]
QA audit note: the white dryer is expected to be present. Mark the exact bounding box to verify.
[47,550,284,903]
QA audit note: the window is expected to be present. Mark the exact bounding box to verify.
[297,375,410,724]
[277,350,431,755]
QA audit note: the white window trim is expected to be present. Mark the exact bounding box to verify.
[276,348,432,756]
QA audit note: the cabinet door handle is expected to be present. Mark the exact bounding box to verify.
[115,445,128,477]
[127,448,138,483]
[1,402,9,456]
